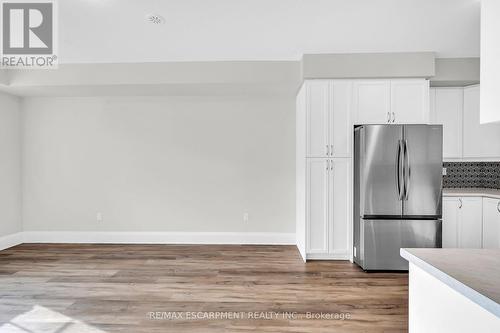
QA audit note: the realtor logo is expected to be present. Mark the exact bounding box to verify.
[1,0,57,68]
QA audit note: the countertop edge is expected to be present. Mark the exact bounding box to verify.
[443,193,500,199]
[400,248,500,318]
[442,189,500,199]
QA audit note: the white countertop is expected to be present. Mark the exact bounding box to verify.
[443,188,500,199]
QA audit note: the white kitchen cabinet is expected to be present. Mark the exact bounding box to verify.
[429,88,436,118]
[306,159,329,254]
[442,196,482,248]
[458,197,483,248]
[298,78,430,261]
[430,88,463,159]
[330,81,352,158]
[352,80,391,124]
[329,158,351,257]
[442,197,460,248]
[463,85,500,159]
[306,81,330,158]
[305,158,351,259]
[390,79,430,124]
[297,80,353,261]
[482,197,500,248]
[432,84,500,160]
[305,80,352,158]
[296,85,307,260]
[353,79,430,124]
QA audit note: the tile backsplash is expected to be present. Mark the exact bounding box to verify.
[443,162,500,189]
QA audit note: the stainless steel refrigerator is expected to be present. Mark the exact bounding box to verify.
[353,124,443,271]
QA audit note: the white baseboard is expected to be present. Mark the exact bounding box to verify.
[0,232,23,251]
[306,251,350,260]
[21,231,296,245]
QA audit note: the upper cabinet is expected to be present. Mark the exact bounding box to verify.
[305,81,330,158]
[304,78,431,158]
[463,85,500,159]
[330,81,353,158]
[353,79,430,124]
[390,79,430,124]
[430,88,463,159]
[352,80,391,124]
[305,80,352,158]
[431,84,500,161]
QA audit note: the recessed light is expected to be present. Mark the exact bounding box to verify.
[146,14,165,25]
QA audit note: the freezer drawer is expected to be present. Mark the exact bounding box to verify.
[358,219,442,270]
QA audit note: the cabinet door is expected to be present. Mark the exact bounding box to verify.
[442,197,460,248]
[330,81,352,157]
[390,79,430,124]
[329,158,351,257]
[352,80,391,124]
[306,81,330,157]
[306,159,329,254]
[458,197,483,248]
[433,88,463,159]
[482,198,500,248]
[429,88,436,123]
[463,85,500,159]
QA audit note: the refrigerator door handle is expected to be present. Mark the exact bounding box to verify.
[396,140,404,200]
[403,139,411,201]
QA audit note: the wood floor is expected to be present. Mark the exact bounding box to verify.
[0,244,408,333]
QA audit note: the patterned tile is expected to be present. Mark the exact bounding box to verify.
[443,162,500,189]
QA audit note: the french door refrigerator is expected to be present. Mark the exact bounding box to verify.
[353,124,443,271]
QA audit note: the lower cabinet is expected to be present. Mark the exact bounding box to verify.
[303,158,351,260]
[442,197,482,248]
[482,198,500,248]
[442,197,460,248]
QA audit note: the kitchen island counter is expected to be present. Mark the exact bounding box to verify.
[401,248,500,332]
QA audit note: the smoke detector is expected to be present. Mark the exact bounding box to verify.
[146,14,165,25]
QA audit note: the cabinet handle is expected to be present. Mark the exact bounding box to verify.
[330,160,333,171]
[497,201,500,213]
[392,112,396,123]
[326,145,329,156]
[459,198,462,209]
[330,144,333,156]
[326,160,329,171]
[387,112,391,123]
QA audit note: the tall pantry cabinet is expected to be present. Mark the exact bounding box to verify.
[296,80,352,261]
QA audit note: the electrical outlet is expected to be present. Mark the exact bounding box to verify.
[243,211,249,223]
[442,167,447,176]
[96,212,103,222]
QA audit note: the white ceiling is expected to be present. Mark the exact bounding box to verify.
[59,0,480,63]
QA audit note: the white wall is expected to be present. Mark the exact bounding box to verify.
[22,96,295,233]
[0,92,22,237]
